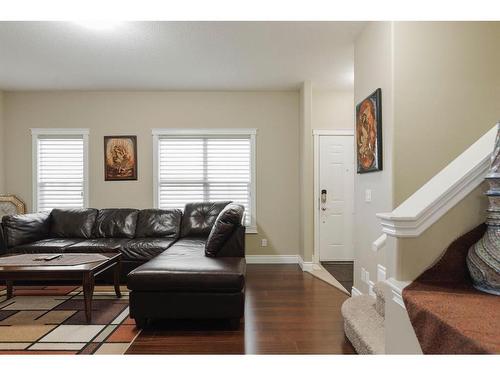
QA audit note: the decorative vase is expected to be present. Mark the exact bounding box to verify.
[467,122,500,295]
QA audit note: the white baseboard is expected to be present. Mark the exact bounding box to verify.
[298,256,314,272]
[351,287,362,296]
[245,255,315,273]
[368,280,375,297]
[377,264,387,282]
[386,277,411,309]
[245,255,300,264]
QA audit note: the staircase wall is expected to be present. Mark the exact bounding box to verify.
[354,22,500,354]
[390,22,500,280]
[393,22,500,207]
[396,183,487,280]
[353,21,500,292]
[353,21,395,294]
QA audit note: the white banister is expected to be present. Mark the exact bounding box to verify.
[377,123,497,238]
[372,233,387,252]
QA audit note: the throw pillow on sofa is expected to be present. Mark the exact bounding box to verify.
[50,208,98,238]
[181,201,232,238]
[205,203,244,257]
[135,209,182,238]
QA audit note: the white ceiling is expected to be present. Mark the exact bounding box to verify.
[0,21,365,91]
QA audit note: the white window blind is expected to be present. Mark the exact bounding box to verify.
[156,133,255,229]
[33,131,88,212]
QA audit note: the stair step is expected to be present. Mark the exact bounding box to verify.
[373,281,386,318]
[341,295,385,354]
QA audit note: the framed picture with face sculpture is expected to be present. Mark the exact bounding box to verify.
[104,135,138,181]
[356,88,382,173]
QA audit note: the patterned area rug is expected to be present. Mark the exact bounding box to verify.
[0,285,140,354]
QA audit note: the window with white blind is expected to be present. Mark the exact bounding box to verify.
[31,129,89,212]
[153,129,257,232]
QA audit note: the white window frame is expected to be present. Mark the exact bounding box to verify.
[152,128,257,233]
[31,128,90,213]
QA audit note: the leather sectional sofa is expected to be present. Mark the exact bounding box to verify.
[0,202,246,327]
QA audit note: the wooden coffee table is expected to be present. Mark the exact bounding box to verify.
[0,253,121,323]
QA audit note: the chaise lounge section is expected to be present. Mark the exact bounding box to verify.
[127,202,246,328]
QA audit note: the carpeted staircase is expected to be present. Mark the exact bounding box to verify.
[341,282,385,354]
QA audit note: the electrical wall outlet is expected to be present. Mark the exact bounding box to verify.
[261,238,268,247]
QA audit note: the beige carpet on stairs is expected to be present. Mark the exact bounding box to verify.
[341,281,386,354]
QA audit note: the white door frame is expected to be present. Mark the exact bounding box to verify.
[313,129,355,265]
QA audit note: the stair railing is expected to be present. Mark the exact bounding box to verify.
[373,123,497,354]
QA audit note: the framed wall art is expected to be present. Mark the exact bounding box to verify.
[104,135,138,181]
[356,88,382,173]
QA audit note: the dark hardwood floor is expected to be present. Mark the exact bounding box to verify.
[126,264,355,354]
[321,261,354,292]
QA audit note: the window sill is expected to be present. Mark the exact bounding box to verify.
[246,226,258,234]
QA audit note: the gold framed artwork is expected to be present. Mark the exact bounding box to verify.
[104,136,138,181]
[356,88,383,173]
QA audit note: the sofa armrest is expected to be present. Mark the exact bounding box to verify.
[0,222,6,254]
[215,225,246,258]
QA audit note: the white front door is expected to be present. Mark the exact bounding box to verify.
[318,135,354,261]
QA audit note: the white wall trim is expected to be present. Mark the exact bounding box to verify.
[313,133,320,265]
[377,124,497,238]
[312,129,354,136]
[152,128,257,136]
[298,256,314,272]
[31,128,90,213]
[385,277,423,354]
[351,287,362,297]
[372,233,387,252]
[245,255,300,264]
[32,134,37,212]
[368,280,375,297]
[152,133,159,208]
[377,264,387,282]
[313,130,355,264]
[386,277,410,309]
[152,129,257,233]
[83,132,89,210]
[245,255,314,272]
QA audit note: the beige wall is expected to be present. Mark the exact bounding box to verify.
[299,85,354,262]
[353,22,499,286]
[3,91,300,256]
[393,21,500,205]
[390,22,500,279]
[312,89,354,130]
[353,22,395,293]
[396,183,487,280]
[0,91,4,192]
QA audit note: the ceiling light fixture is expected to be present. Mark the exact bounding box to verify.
[73,21,123,31]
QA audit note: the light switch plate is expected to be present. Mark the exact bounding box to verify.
[365,189,372,202]
[261,238,268,247]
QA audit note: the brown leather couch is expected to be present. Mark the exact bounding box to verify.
[0,202,246,327]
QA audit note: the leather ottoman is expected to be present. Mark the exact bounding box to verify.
[127,243,246,327]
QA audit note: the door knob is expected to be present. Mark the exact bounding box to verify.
[321,189,327,211]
